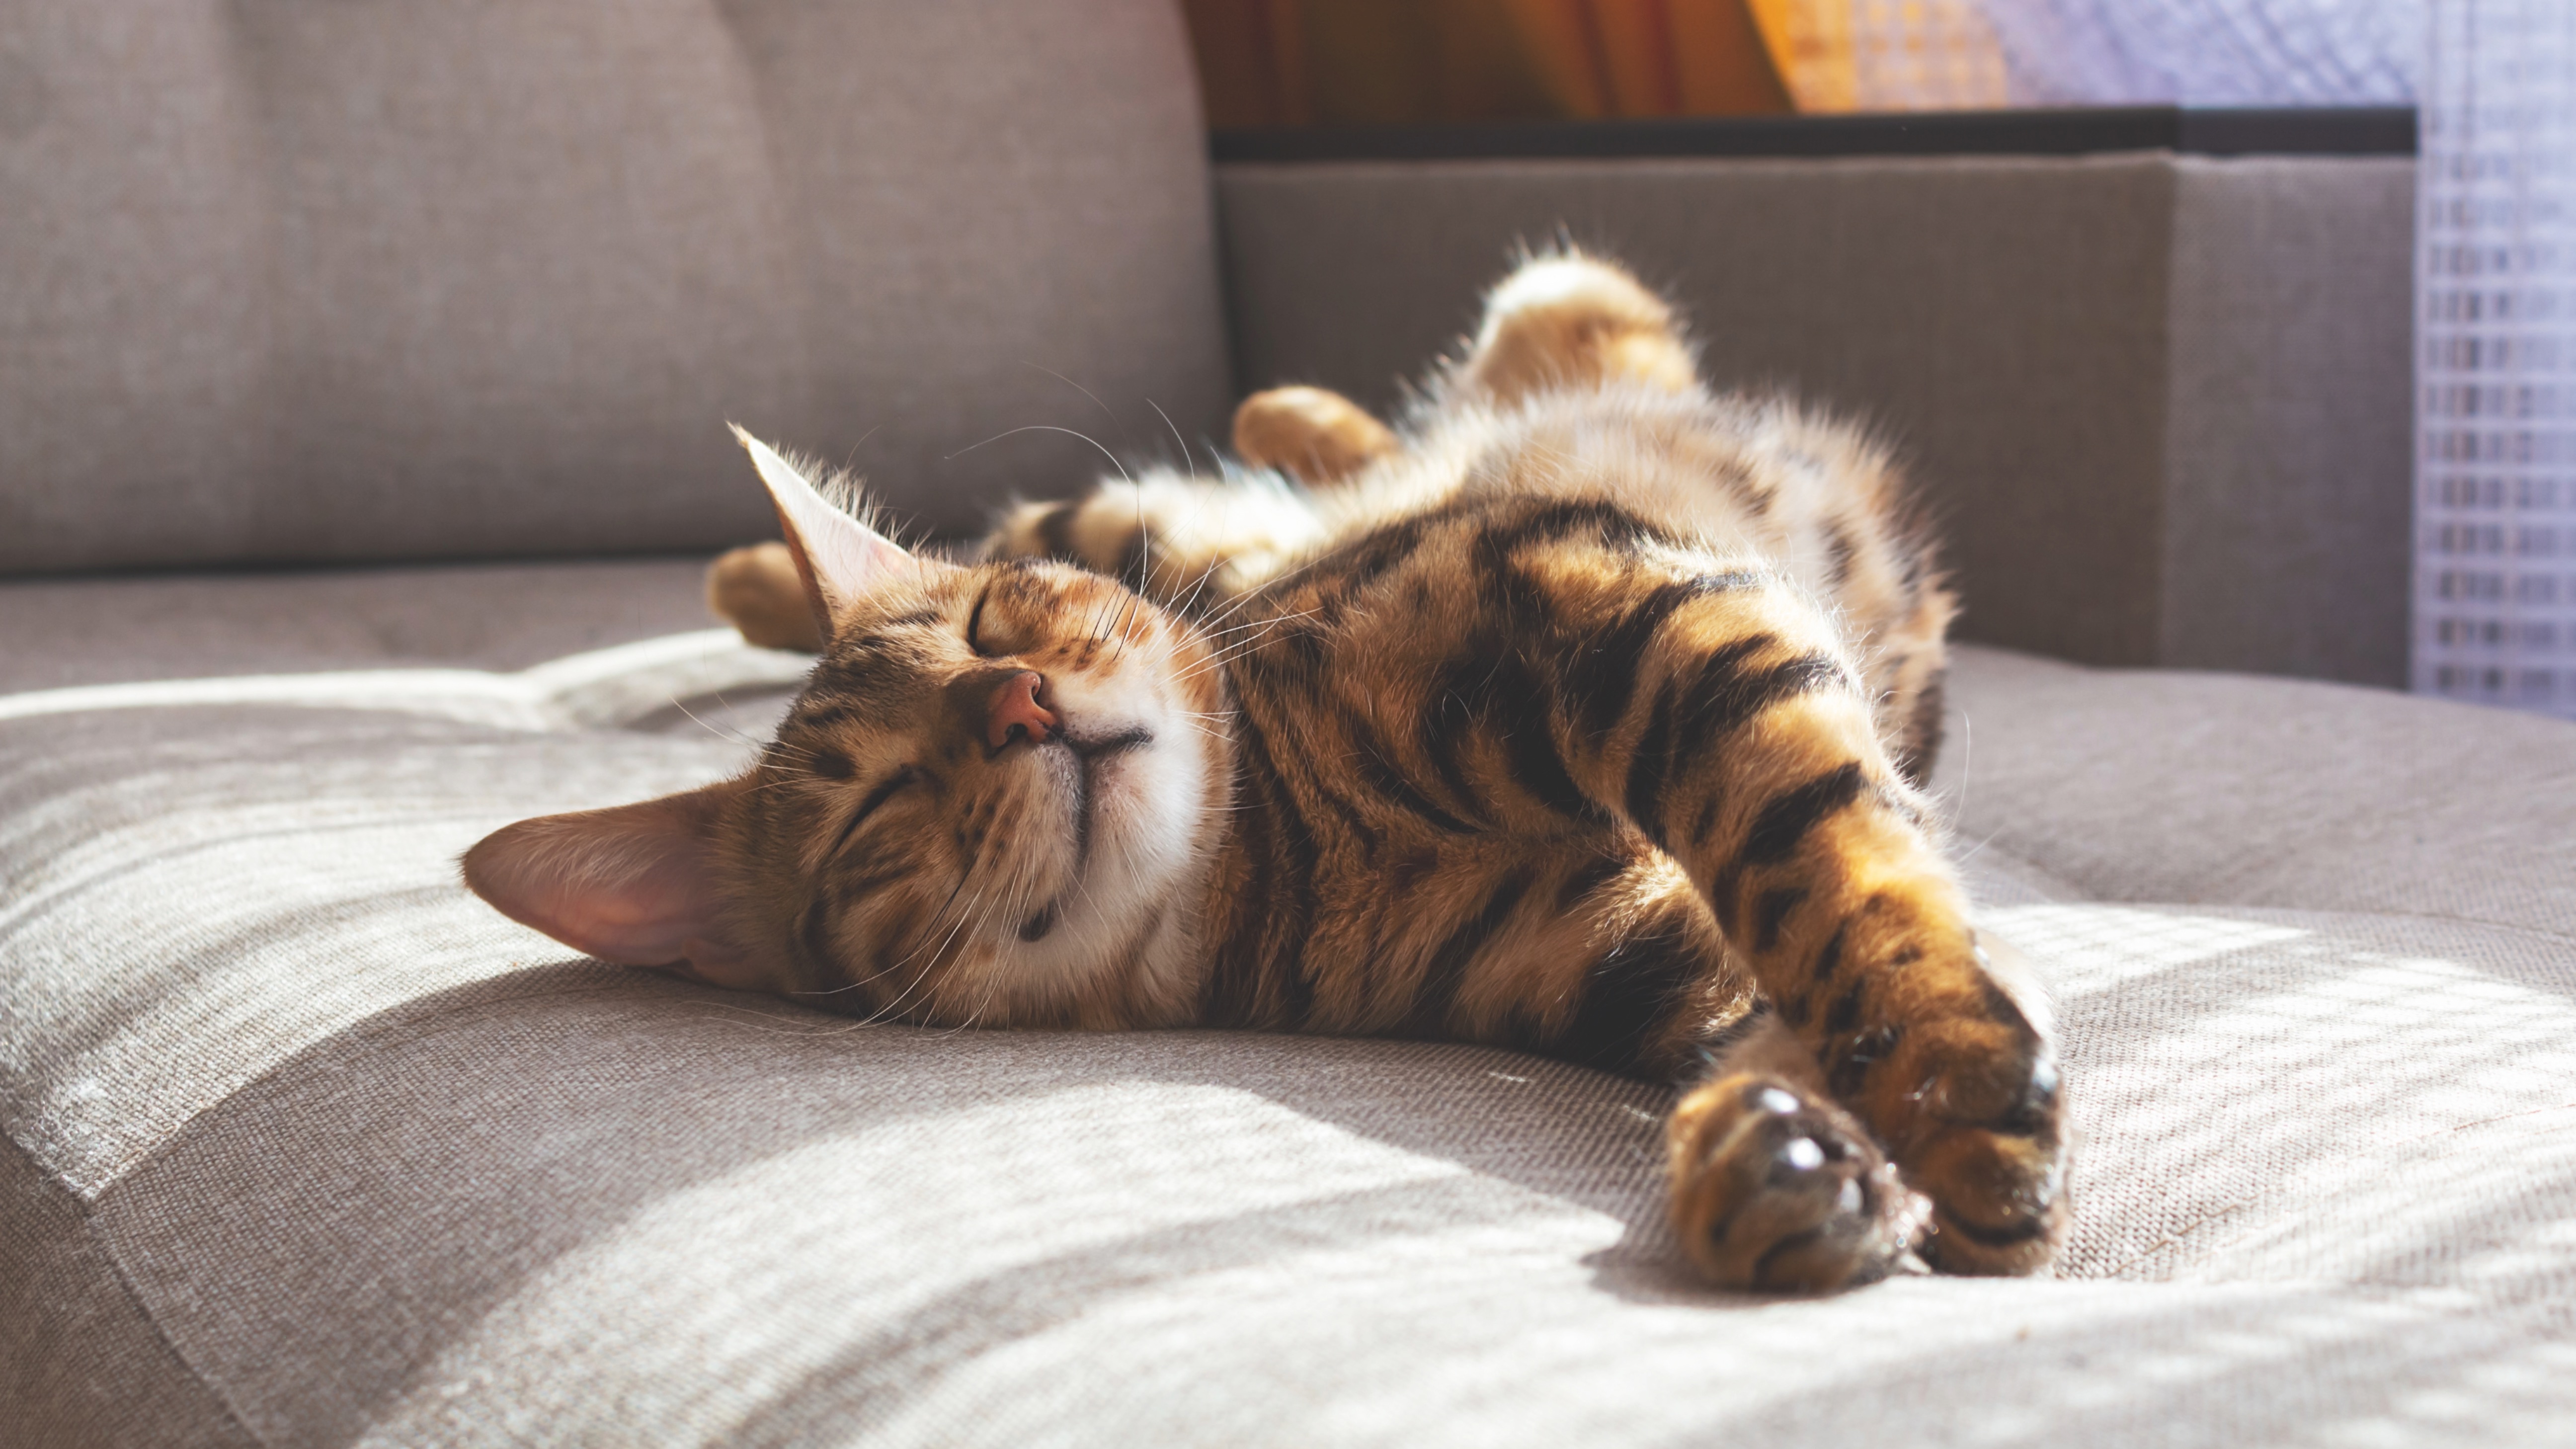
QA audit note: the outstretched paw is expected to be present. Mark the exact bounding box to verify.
[1893,1028,2068,1276]
[1668,1073,1926,1292]
[1847,937,2070,1275]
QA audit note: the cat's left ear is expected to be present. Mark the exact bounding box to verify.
[461,778,774,992]
[729,424,914,644]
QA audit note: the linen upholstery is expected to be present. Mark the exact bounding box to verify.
[3,593,2571,1446]
[0,0,1231,573]
[1215,154,2415,686]
[0,558,721,693]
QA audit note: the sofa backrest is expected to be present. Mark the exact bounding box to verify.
[0,0,1230,574]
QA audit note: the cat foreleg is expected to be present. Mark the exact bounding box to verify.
[985,468,1331,613]
[1539,557,2070,1277]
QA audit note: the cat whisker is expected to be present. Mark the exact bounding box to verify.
[1950,821,2008,871]
[1170,610,1323,683]
[1022,362,1122,431]
[947,424,1137,489]
[803,867,980,1020]
[665,693,772,751]
[837,423,883,476]
[1145,397,1196,484]
[944,857,1039,1033]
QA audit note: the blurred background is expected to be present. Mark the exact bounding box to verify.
[1176,0,2421,126]
[1181,0,2576,717]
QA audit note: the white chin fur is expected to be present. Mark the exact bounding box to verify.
[1003,687,1208,992]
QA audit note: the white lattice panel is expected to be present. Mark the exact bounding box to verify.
[2416,0,2576,715]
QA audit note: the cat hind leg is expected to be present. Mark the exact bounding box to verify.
[1457,250,1700,406]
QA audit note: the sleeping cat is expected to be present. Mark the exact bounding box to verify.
[464,252,2068,1292]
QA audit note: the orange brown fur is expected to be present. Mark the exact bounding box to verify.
[1232,385,1399,484]
[492,251,2065,1293]
[707,541,825,653]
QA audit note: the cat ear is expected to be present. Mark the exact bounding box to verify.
[461,780,772,991]
[729,424,912,644]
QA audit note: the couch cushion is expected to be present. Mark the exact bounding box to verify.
[0,558,722,693]
[0,0,1229,574]
[2,620,2571,1446]
[1930,646,2576,937]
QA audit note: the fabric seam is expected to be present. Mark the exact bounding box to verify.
[2,1131,273,1449]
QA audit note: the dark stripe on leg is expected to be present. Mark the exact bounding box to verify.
[1776,923,1843,1029]
[1494,657,1606,822]
[1557,924,1710,1076]
[1752,886,1808,952]
[1741,762,1869,868]
[1398,867,1534,1037]
[1220,707,1318,1028]
[1566,574,1758,738]
[1621,678,1681,840]
[1420,658,1496,820]
[1820,974,1867,1039]
[1475,498,1652,568]
[1894,666,1948,787]
[1675,649,1849,746]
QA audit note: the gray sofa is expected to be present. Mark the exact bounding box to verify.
[4,4,2570,1447]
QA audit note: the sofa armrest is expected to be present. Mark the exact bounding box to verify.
[1214,151,2413,686]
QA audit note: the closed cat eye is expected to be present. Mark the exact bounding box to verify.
[827,766,918,859]
[965,590,998,656]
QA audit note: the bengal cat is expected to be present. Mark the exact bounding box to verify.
[465,253,2069,1291]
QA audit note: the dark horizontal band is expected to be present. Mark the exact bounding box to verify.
[1210,106,2416,165]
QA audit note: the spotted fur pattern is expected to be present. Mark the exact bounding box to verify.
[468,252,2068,1292]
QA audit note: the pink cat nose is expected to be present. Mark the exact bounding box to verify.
[986,670,1059,750]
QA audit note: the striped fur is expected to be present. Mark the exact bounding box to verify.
[479,252,2067,1292]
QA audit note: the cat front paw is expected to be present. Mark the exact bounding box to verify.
[1897,1039,2069,1276]
[1667,1073,1926,1292]
[707,542,823,652]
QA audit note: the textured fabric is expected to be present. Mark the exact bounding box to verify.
[2,636,2572,1446]
[1928,648,2576,935]
[1215,154,2415,686]
[0,1140,262,1449]
[0,0,1230,574]
[0,558,722,693]
[2162,159,2415,687]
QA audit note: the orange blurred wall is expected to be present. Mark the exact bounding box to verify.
[1178,0,2013,124]
[1178,0,1794,126]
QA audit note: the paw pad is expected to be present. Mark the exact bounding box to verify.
[1669,1074,1924,1293]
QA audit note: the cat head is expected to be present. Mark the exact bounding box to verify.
[463,430,1229,1025]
